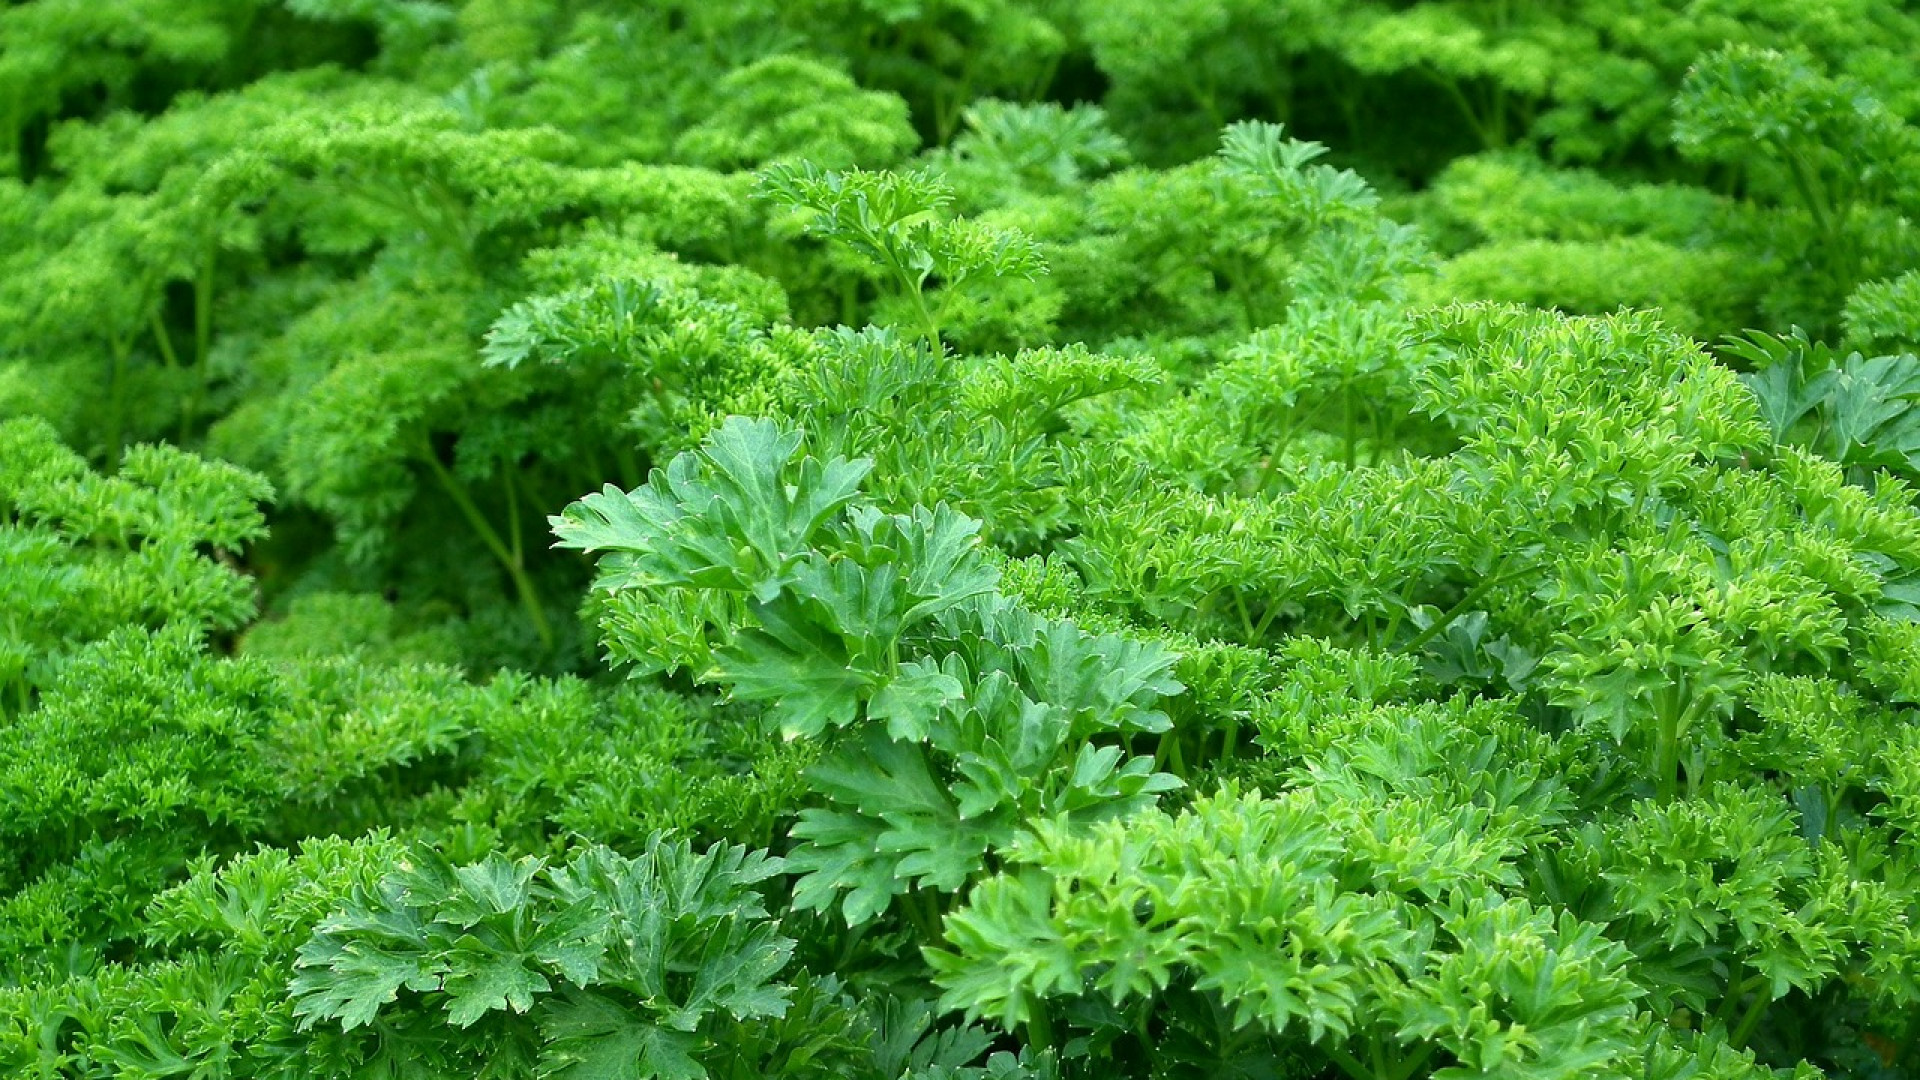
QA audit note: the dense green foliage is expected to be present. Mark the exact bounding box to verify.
[3,1,1920,1076]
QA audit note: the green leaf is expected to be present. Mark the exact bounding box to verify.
[671,918,795,1029]
[290,888,441,1032]
[714,600,875,741]
[540,990,703,1080]
[869,658,968,742]
[443,943,553,1027]
[789,731,997,923]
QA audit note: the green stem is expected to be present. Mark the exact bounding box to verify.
[503,461,524,567]
[1389,1044,1436,1080]
[1342,387,1357,469]
[1654,689,1712,803]
[514,467,553,543]
[1320,1043,1373,1080]
[1229,254,1262,329]
[1653,693,1681,804]
[1379,604,1405,651]
[420,172,480,268]
[1253,395,1335,493]
[840,276,860,327]
[1686,744,1710,801]
[4,108,19,179]
[1026,53,1061,101]
[1022,1001,1054,1053]
[918,889,944,942]
[1183,73,1225,131]
[192,245,215,425]
[149,309,191,442]
[195,246,214,366]
[935,70,976,145]
[1233,591,1257,639]
[106,336,131,470]
[1402,556,1523,654]
[899,890,935,940]
[1250,596,1288,642]
[582,446,611,490]
[1219,711,1241,765]
[147,309,180,371]
[418,441,555,649]
[1780,148,1834,241]
[895,267,942,349]
[1337,80,1363,149]
[1432,72,1495,149]
[1251,428,1291,493]
[1154,730,1190,778]
[1728,985,1772,1049]
[1715,974,1759,1026]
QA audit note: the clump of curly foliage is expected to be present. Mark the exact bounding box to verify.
[2,2,1919,1079]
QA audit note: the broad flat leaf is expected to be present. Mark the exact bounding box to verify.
[544,840,794,1033]
[893,505,1002,623]
[443,940,554,1026]
[439,854,543,926]
[699,418,872,588]
[714,600,874,739]
[552,418,872,600]
[540,990,703,1080]
[869,658,967,742]
[291,929,443,1032]
[1826,367,1909,461]
[789,731,998,922]
[1017,619,1181,735]
[947,672,1070,820]
[550,484,663,559]
[791,553,909,647]
[1743,351,1827,440]
[291,888,441,1031]
[529,897,615,986]
[785,805,904,925]
[668,918,796,1029]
